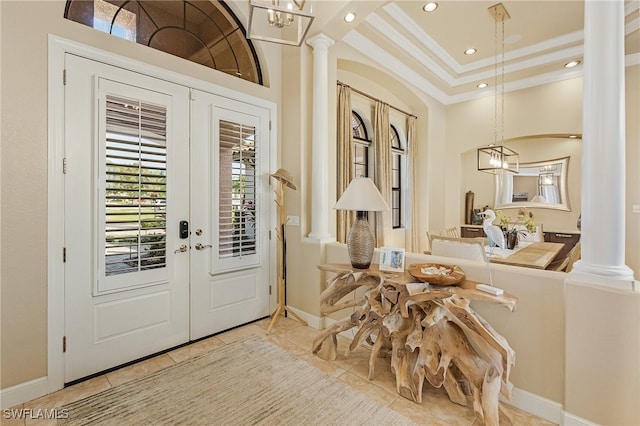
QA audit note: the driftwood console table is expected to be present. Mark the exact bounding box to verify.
[312,264,517,425]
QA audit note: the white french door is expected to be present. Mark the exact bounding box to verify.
[63,55,271,382]
[190,90,271,339]
[64,54,191,382]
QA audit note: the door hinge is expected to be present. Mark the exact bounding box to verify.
[269,120,272,130]
[63,247,66,263]
[63,157,67,174]
[269,230,271,240]
[269,285,272,295]
[63,336,67,353]
[63,69,67,86]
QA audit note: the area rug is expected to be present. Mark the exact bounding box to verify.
[59,335,416,425]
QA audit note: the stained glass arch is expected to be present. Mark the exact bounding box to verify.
[65,0,263,85]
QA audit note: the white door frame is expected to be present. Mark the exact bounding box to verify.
[48,35,277,393]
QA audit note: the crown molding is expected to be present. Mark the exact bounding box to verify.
[342,30,449,104]
[340,3,639,105]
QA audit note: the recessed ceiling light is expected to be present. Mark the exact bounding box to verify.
[565,60,581,68]
[464,48,477,55]
[477,83,488,89]
[423,2,438,12]
[344,12,356,23]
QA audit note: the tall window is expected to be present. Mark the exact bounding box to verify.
[65,0,262,85]
[352,111,370,178]
[104,95,167,276]
[218,120,257,258]
[390,125,405,228]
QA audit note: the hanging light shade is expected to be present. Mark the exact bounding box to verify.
[247,0,315,46]
[478,3,519,175]
[477,145,519,174]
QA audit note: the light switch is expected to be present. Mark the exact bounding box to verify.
[633,204,640,214]
[287,215,300,226]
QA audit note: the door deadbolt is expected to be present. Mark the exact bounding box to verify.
[179,221,189,239]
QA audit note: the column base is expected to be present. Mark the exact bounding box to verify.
[569,260,637,291]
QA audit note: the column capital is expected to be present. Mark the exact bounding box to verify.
[306,33,335,50]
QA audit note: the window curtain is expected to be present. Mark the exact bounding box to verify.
[373,101,391,246]
[406,115,419,252]
[336,84,353,243]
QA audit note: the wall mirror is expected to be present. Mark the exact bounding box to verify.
[495,156,570,211]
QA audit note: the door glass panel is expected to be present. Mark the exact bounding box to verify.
[104,94,167,276]
[218,120,256,259]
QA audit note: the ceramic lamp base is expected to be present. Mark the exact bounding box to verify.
[347,213,375,269]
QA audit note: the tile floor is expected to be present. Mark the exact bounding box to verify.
[3,317,556,425]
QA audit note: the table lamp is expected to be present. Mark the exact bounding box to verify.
[334,177,389,269]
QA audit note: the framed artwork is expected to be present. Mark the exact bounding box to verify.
[380,247,405,272]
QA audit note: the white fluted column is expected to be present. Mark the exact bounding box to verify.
[306,33,334,241]
[571,0,634,285]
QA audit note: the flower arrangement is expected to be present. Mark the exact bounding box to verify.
[493,209,536,249]
[496,208,536,236]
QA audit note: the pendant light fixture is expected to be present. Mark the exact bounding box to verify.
[477,3,519,175]
[247,0,315,46]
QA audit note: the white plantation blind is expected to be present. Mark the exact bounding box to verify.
[104,94,168,276]
[218,119,257,259]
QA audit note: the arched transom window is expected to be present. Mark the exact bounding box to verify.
[65,0,263,85]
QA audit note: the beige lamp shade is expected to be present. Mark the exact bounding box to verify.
[334,177,388,269]
[270,168,297,190]
[334,177,389,212]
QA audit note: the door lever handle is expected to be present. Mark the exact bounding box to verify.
[195,243,212,251]
[174,244,188,254]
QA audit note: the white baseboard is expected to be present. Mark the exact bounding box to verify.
[501,387,563,424]
[285,306,330,330]
[287,308,360,339]
[562,411,601,426]
[0,376,49,409]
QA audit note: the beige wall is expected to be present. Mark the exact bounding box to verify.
[460,136,582,232]
[448,79,583,234]
[2,1,639,423]
[0,0,281,389]
[447,73,640,275]
[565,279,640,425]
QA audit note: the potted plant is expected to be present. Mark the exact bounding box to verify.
[496,209,536,249]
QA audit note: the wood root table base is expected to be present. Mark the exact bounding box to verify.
[312,264,517,426]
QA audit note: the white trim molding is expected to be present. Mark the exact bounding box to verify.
[562,411,602,426]
[501,387,563,425]
[0,377,49,410]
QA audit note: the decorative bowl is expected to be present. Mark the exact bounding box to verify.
[407,263,466,286]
